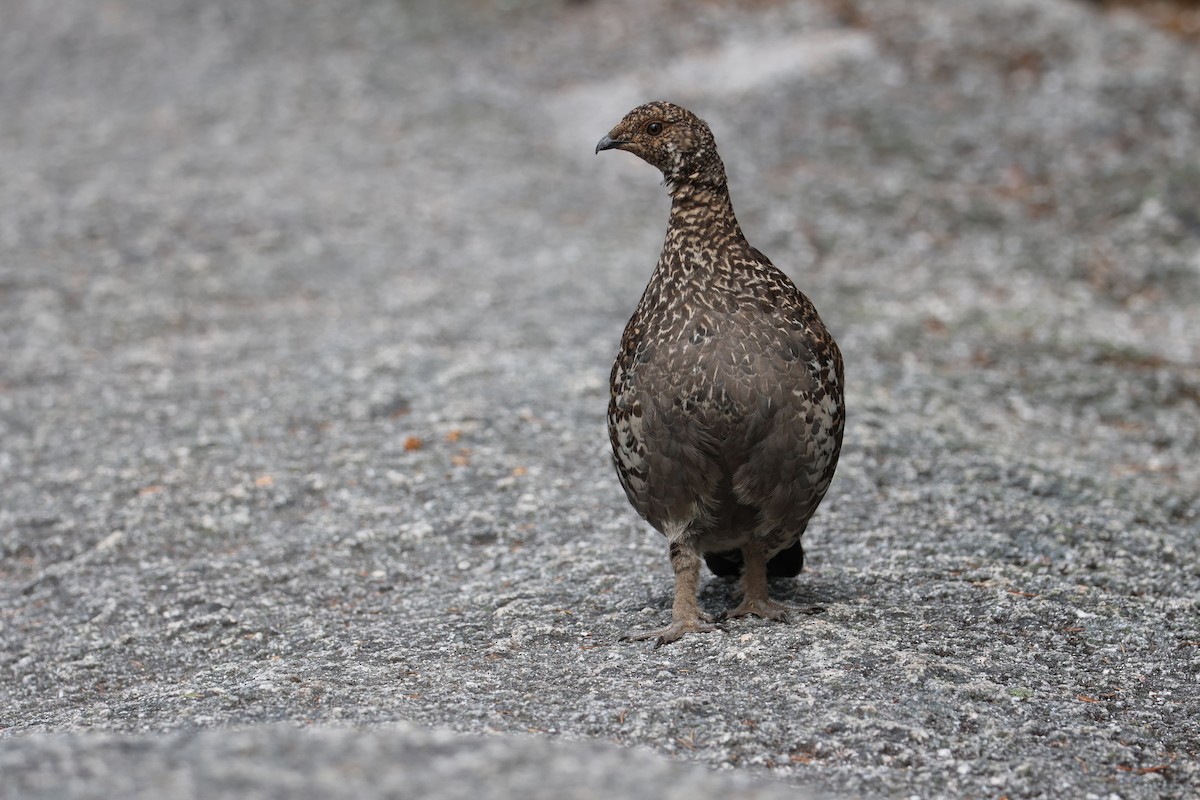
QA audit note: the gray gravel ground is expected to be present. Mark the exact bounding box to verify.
[2,0,1199,798]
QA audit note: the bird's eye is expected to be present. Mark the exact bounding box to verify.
[645,121,663,136]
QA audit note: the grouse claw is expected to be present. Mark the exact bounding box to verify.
[621,617,722,647]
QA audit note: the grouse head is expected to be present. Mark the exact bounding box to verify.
[595,101,726,191]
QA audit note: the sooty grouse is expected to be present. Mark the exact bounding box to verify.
[596,101,845,646]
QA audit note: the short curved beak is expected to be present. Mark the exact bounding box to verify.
[595,135,627,154]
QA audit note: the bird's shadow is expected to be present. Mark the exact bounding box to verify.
[696,573,854,617]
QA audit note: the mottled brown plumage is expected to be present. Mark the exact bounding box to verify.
[596,101,845,646]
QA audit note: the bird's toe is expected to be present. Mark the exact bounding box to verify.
[621,617,722,646]
[721,598,794,623]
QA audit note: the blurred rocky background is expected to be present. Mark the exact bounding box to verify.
[2,1,1198,798]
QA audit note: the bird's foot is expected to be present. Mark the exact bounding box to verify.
[622,613,720,648]
[720,597,799,623]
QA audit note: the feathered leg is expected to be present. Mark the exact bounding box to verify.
[624,540,720,647]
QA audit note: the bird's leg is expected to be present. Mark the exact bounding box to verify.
[722,540,792,622]
[624,540,720,647]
